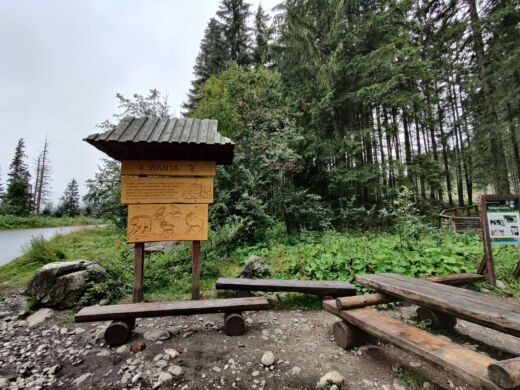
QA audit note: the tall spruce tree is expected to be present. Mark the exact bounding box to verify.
[183,18,228,112]
[252,4,272,67]
[2,139,32,215]
[217,0,252,65]
[59,178,80,217]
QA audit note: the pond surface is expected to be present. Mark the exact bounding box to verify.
[0,225,99,266]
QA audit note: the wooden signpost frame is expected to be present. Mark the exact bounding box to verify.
[477,194,520,285]
[121,160,216,303]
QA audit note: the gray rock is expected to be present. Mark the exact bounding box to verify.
[317,371,347,388]
[25,260,106,309]
[145,241,175,253]
[0,377,8,390]
[290,366,302,376]
[261,351,275,366]
[168,365,183,376]
[496,280,506,289]
[239,255,270,278]
[156,372,172,387]
[74,373,91,386]
[26,308,54,327]
[165,348,179,359]
[144,329,170,341]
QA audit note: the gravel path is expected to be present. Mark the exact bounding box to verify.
[1,289,518,390]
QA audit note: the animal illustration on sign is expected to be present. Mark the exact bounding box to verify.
[183,184,212,200]
[130,216,152,234]
[185,212,203,233]
[154,205,182,218]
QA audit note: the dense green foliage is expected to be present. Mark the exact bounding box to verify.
[1,225,519,307]
[0,215,101,230]
[184,0,520,235]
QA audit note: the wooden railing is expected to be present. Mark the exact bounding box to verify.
[438,205,481,233]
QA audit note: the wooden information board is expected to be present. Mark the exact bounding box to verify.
[478,194,520,284]
[121,160,216,176]
[127,204,208,243]
[121,177,213,204]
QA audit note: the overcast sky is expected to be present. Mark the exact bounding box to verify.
[0,0,279,205]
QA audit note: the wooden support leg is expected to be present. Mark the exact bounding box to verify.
[488,357,520,389]
[133,243,145,303]
[477,254,487,275]
[192,240,201,300]
[416,307,457,330]
[104,318,135,347]
[223,312,245,336]
[332,320,368,349]
[513,261,520,278]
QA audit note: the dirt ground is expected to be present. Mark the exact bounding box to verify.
[0,289,519,390]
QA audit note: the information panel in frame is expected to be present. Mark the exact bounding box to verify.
[121,177,213,204]
[127,204,208,243]
[121,160,216,177]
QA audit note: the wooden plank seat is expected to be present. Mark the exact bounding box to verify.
[76,297,269,346]
[215,277,357,298]
[322,300,502,390]
[424,273,485,285]
[356,273,520,337]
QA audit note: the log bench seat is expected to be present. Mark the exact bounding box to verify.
[323,300,503,389]
[76,297,269,346]
[215,277,356,298]
[355,273,520,337]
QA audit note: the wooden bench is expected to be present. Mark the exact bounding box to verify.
[355,273,520,337]
[76,297,269,346]
[323,300,502,389]
[215,277,356,299]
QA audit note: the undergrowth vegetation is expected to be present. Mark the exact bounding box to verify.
[0,214,102,230]
[1,218,519,308]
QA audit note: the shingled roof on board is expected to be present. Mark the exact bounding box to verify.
[84,116,234,165]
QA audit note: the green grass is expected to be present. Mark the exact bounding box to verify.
[395,365,436,389]
[1,225,519,308]
[0,214,103,230]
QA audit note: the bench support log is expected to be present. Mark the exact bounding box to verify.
[416,307,457,329]
[104,319,135,346]
[336,293,394,310]
[223,312,245,336]
[488,358,520,389]
[332,320,368,349]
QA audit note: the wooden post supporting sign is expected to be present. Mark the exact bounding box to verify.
[192,240,201,300]
[133,243,145,303]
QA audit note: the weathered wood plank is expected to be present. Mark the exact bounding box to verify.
[363,273,520,313]
[121,160,216,176]
[424,273,485,285]
[127,203,208,243]
[322,301,500,390]
[215,278,356,296]
[356,273,520,337]
[76,297,269,322]
[121,176,213,204]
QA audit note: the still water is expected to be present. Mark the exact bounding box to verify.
[0,225,98,266]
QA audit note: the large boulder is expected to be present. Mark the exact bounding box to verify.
[239,255,270,278]
[25,260,106,309]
